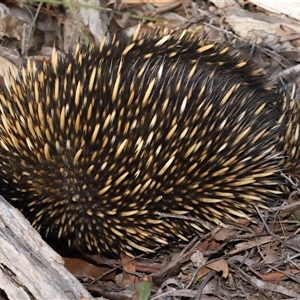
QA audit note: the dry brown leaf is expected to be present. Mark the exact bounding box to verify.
[197,266,211,278]
[122,255,137,285]
[213,228,238,242]
[196,240,210,252]
[230,236,274,255]
[207,259,229,278]
[263,248,280,264]
[64,257,114,279]
[249,266,300,282]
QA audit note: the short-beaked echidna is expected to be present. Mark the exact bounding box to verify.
[279,88,300,177]
[0,31,292,256]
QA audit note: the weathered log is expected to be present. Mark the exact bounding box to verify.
[0,196,93,300]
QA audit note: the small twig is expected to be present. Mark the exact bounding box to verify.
[281,172,300,192]
[194,270,217,300]
[203,22,292,71]
[275,64,300,80]
[230,262,300,298]
[254,206,300,255]
[158,212,216,230]
[270,199,300,212]
[21,2,43,57]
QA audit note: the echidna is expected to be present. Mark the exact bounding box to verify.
[279,87,300,177]
[0,31,291,257]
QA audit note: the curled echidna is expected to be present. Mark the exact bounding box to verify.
[0,31,291,256]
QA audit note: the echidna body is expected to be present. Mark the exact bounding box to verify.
[0,32,289,256]
[280,89,300,176]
